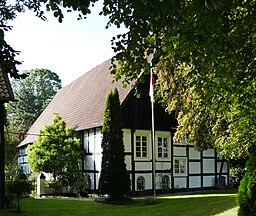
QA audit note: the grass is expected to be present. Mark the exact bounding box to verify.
[0,189,238,216]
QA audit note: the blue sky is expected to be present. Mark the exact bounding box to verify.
[5,2,125,86]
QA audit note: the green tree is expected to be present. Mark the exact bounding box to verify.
[99,88,130,200]
[7,68,62,134]
[27,113,82,191]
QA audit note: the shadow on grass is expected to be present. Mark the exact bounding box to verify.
[0,190,238,216]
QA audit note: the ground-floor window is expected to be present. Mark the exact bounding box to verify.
[137,176,145,191]
[162,175,170,189]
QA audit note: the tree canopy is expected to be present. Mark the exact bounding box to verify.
[27,113,81,179]
[7,68,61,134]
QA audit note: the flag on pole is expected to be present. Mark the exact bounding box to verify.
[149,69,154,103]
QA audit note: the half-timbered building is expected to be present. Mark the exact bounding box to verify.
[17,59,229,193]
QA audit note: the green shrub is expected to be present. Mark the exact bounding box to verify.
[237,152,256,216]
[6,179,34,212]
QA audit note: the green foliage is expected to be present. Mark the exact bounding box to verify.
[99,88,130,200]
[5,170,34,212]
[7,68,62,134]
[237,149,256,216]
[27,113,82,192]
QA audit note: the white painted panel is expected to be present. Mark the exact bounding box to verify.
[135,162,152,170]
[174,178,186,189]
[189,148,200,159]
[203,159,215,173]
[123,129,131,152]
[94,154,102,172]
[203,176,215,187]
[217,162,228,173]
[89,129,95,154]
[95,128,102,154]
[174,147,186,156]
[189,162,201,174]
[203,149,214,157]
[156,161,172,171]
[189,176,201,188]
[125,155,132,171]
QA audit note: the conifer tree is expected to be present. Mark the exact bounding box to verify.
[99,88,130,200]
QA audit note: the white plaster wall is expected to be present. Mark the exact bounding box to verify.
[89,129,95,154]
[189,148,200,159]
[173,147,186,156]
[125,155,132,171]
[189,176,201,188]
[123,129,131,152]
[203,176,215,187]
[203,149,215,157]
[156,161,172,171]
[203,159,215,173]
[174,178,186,189]
[135,162,152,171]
[189,162,201,174]
[95,128,102,154]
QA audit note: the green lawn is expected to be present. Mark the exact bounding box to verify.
[0,189,238,216]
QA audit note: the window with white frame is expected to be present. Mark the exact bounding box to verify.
[158,137,168,158]
[137,176,145,191]
[174,158,186,174]
[162,175,170,190]
[135,136,147,158]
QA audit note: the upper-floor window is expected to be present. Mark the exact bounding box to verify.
[158,137,168,158]
[136,136,147,158]
[174,159,186,174]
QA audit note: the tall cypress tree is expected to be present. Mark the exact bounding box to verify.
[99,88,130,200]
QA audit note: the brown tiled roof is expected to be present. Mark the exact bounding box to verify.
[18,59,133,147]
[0,68,14,102]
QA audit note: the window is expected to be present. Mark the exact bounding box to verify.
[158,137,168,158]
[174,159,186,174]
[162,175,170,190]
[137,176,145,191]
[136,136,147,158]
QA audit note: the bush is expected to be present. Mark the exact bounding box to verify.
[6,179,34,212]
[237,152,256,216]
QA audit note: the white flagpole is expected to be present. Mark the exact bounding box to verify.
[149,63,156,197]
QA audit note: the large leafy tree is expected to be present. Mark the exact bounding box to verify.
[7,68,61,133]
[27,113,81,185]
[99,88,130,200]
